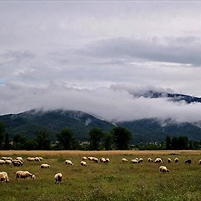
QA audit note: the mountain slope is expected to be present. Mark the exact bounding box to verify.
[1,110,201,143]
[1,102,201,143]
[133,90,201,104]
[119,118,201,143]
[0,109,115,141]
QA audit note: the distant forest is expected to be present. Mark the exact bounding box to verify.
[0,121,201,150]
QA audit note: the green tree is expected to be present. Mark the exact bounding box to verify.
[4,133,11,150]
[12,134,27,150]
[24,139,36,150]
[104,132,113,150]
[57,128,76,150]
[165,136,172,150]
[89,128,104,150]
[171,136,189,150]
[0,121,5,149]
[178,136,189,149]
[111,127,132,150]
[35,130,51,150]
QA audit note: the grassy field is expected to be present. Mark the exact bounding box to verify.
[0,150,201,201]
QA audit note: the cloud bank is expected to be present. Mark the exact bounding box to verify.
[0,1,201,123]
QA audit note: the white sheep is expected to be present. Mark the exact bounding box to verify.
[155,158,163,163]
[27,157,35,161]
[199,159,201,165]
[55,173,62,185]
[12,159,23,167]
[122,158,128,162]
[82,156,87,160]
[5,160,12,165]
[1,157,12,160]
[159,166,170,173]
[34,157,41,161]
[131,159,138,164]
[168,158,172,163]
[65,160,73,166]
[88,156,94,161]
[105,158,110,163]
[16,171,36,180]
[41,164,50,168]
[16,157,23,162]
[0,172,9,182]
[175,158,179,163]
[138,158,143,163]
[81,161,87,166]
[100,157,106,163]
[0,159,5,165]
[38,157,43,161]
[92,157,99,163]
[147,158,153,162]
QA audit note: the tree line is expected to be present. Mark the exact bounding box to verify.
[0,121,132,150]
[1,121,201,150]
[135,136,201,150]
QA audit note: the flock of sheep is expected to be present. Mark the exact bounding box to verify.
[0,155,200,184]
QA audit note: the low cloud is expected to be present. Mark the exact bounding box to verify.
[1,82,201,123]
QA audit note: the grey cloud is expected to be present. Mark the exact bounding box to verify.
[1,82,201,123]
[81,37,201,66]
[1,1,201,123]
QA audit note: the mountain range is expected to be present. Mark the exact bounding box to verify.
[0,91,201,143]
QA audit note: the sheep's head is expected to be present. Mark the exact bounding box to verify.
[31,175,36,180]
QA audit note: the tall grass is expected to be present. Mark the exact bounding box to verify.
[0,150,201,201]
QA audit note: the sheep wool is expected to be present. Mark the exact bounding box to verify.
[41,164,50,168]
[55,173,62,185]
[65,160,73,166]
[159,166,170,173]
[16,171,36,180]
[0,172,9,182]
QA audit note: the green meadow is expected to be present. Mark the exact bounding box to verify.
[0,150,201,201]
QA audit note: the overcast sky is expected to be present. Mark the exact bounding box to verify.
[1,1,201,122]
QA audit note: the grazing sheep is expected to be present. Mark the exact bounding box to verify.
[16,171,35,180]
[155,158,163,163]
[16,157,23,162]
[27,157,35,161]
[105,158,110,163]
[38,157,43,161]
[82,156,87,160]
[1,157,12,161]
[147,158,153,162]
[199,159,201,165]
[159,166,170,173]
[88,156,94,161]
[92,157,99,163]
[12,159,23,167]
[175,158,179,163]
[34,157,41,161]
[55,173,62,185]
[100,157,106,163]
[65,160,73,166]
[168,158,172,163]
[131,159,138,164]
[185,159,192,164]
[41,164,50,168]
[100,157,110,163]
[0,172,9,182]
[0,160,5,165]
[81,161,87,166]
[5,160,12,165]
[122,158,128,162]
[138,158,143,163]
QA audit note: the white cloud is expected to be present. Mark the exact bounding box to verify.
[0,1,201,123]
